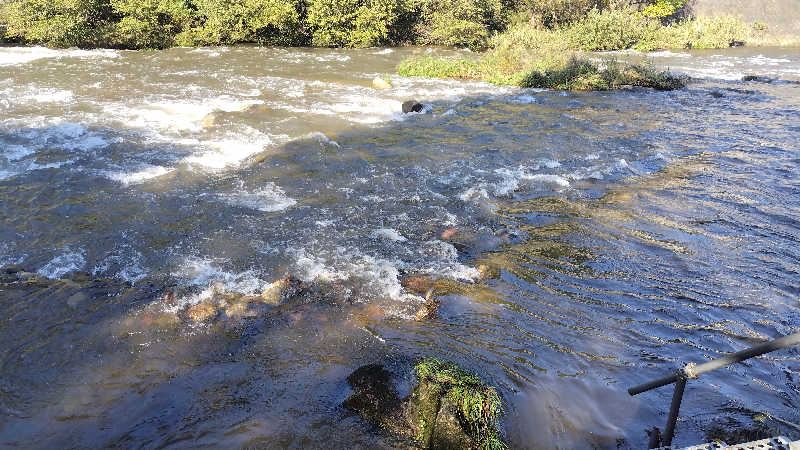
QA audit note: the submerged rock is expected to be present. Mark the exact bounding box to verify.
[257,275,304,305]
[440,227,459,241]
[372,76,392,90]
[401,274,435,294]
[344,358,504,449]
[402,100,425,114]
[742,74,772,83]
[342,364,409,435]
[200,110,222,128]
[2,264,24,274]
[431,394,475,449]
[414,288,440,321]
[185,302,217,322]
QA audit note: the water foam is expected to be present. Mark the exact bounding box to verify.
[166,257,271,311]
[371,228,408,242]
[105,166,174,185]
[0,47,119,66]
[222,181,297,212]
[183,135,272,169]
[37,249,86,279]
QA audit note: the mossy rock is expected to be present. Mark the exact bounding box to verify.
[414,358,505,450]
[343,358,505,449]
[405,377,445,446]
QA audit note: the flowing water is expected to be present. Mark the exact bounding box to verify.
[0,45,799,448]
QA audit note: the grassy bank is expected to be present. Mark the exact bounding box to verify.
[398,54,687,90]
[395,7,769,91]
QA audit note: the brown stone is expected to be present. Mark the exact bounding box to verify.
[405,379,444,447]
[414,289,440,321]
[372,76,392,90]
[186,302,217,322]
[401,274,434,294]
[440,228,459,241]
[430,394,474,449]
[223,301,258,319]
[259,276,303,304]
[200,110,221,128]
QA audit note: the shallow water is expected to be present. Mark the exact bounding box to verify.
[1,45,799,448]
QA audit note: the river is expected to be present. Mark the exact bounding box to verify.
[1,45,799,448]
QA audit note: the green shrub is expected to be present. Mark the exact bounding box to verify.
[307,0,410,47]
[667,15,751,48]
[0,0,113,47]
[110,0,194,48]
[517,0,608,28]
[640,0,687,18]
[412,0,509,50]
[187,0,304,46]
[490,8,751,53]
[567,8,662,51]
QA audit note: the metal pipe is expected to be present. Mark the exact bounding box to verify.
[628,372,678,396]
[629,331,800,396]
[662,374,687,447]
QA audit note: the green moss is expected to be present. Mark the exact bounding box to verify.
[414,358,506,449]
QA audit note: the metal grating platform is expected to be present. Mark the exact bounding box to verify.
[657,436,800,450]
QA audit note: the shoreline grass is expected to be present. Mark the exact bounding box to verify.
[398,53,688,91]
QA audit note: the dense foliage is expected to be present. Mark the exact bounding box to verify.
[0,0,764,50]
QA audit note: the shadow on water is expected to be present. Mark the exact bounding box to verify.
[1,70,800,448]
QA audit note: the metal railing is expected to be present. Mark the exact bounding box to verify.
[628,331,800,448]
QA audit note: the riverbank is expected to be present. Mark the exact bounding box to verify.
[394,5,800,90]
[7,0,797,92]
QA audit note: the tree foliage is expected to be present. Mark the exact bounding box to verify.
[306,0,409,47]
[0,0,761,50]
[190,0,304,46]
[111,0,194,48]
[0,0,112,47]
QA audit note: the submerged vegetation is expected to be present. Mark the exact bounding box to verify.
[0,0,785,50]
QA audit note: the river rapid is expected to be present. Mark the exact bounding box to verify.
[1,45,799,448]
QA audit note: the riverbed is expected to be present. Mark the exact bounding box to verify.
[1,45,799,448]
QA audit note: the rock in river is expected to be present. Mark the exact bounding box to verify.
[343,357,504,449]
[186,302,217,322]
[372,76,392,90]
[402,100,425,114]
